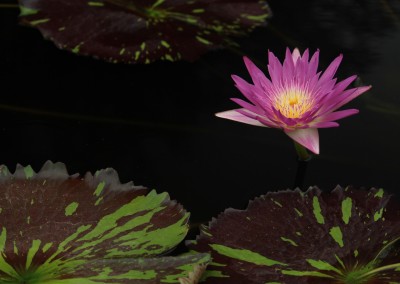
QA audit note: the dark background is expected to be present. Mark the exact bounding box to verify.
[1,0,400,229]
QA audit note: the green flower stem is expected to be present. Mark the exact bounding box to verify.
[293,142,310,189]
[294,141,312,161]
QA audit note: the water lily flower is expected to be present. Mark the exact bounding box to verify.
[216,48,371,156]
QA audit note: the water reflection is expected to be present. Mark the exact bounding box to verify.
[257,0,400,73]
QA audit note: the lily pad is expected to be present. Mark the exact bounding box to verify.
[18,0,271,63]
[0,161,209,283]
[188,186,400,283]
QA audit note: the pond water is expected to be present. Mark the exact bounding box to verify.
[0,0,399,230]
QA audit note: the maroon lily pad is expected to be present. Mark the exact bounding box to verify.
[0,161,210,283]
[188,186,400,283]
[18,0,271,63]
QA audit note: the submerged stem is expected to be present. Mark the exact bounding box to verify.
[293,159,308,189]
[293,142,310,189]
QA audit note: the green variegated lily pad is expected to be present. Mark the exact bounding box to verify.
[18,0,271,63]
[0,161,209,283]
[188,186,400,283]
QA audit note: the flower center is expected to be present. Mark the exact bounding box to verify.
[274,88,313,119]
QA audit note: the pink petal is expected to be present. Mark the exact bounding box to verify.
[333,75,357,94]
[331,85,372,112]
[268,51,283,84]
[243,56,268,87]
[315,76,357,113]
[283,48,296,78]
[300,49,309,63]
[307,72,322,93]
[317,85,371,115]
[295,49,309,79]
[256,116,279,128]
[237,64,275,97]
[231,98,262,115]
[307,50,320,78]
[319,54,343,83]
[232,76,274,111]
[271,107,298,127]
[316,79,337,98]
[292,48,301,64]
[236,108,278,128]
[232,75,257,102]
[317,109,359,123]
[215,109,267,127]
[311,121,339,128]
[285,128,320,154]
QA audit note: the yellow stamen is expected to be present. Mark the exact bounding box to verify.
[289,97,298,106]
[274,88,313,118]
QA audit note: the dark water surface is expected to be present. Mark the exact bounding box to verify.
[1,0,400,227]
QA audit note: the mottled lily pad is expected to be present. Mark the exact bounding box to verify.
[18,0,271,63]
[0,161,209,283]
[188,186,400,283]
